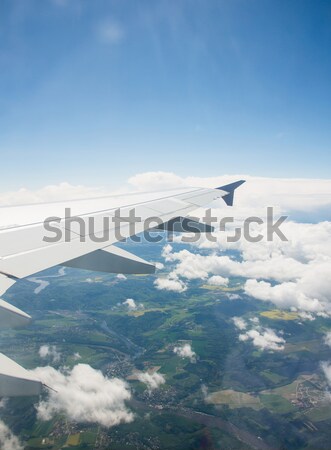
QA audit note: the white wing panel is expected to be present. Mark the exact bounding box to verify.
[0,353,42,397]
[0,186,224,280]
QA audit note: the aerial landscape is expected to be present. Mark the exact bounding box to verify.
[1,236,330,450]
[0,1,331,449]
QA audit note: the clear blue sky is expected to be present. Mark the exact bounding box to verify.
[1,0,331,189]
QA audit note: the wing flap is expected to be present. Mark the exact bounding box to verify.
[0,299,31,328]
[0,353,42,397]
[62,245,155,274]
[156,216,214,233]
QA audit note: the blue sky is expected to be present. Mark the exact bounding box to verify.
[1,0,331,189]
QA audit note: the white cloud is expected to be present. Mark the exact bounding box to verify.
[154,276,187,292]
[135,371,165,392]
[0,182,110,206]
[30,364,133,427]
[160,220,331,314]
[128,172,331,218]
[123,298,137,310]
[73,352,81,361]
[1,173,330,316]
[0,421,23,450]
[2,172,330,216]
[173,343,196,362]
[324,332,331,348]
[232,317,247,330]
[207,275,229,286]
[83,277,105,284]
[321,362,331,386]
[250,317,260,324]
[298,311,315,321]
[244,279,326,313]
[239,327,285,351]
[128,172,185,191]
[122,298,143,311]
[116,274,127,280]
[228,293,240,300]
[39,345,61,364]
[97,20,125,44]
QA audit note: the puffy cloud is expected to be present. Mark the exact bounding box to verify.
[162,245,306,283]
[73,352,81,361]
[298,311,315,321]
[135,371,165,392]
[232,317,247,330]
[0,421,23,450]
[39,345,61,364]
[116,274,127,280]
[173,344,196,362]
[207,275,229,286]
[239,327,285,351]
[232,316,285,351]
[160,221,331,314]
[30,364,133,427]
[122,298,144,311]
[321,362,331,386]
[244,279,326,313]
[250,317,260,324]
[324,332,331,348]
[123,298,137,311]
[154,276,187,292]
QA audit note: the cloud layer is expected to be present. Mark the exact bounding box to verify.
[156,219,331,315]
[128,172,331,219]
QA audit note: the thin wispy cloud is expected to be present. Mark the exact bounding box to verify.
[96,20,125,45]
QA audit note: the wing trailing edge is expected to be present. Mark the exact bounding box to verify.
[0,299,32,328]
[0,353,42,397]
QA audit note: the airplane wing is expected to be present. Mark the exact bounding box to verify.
[0,180,245,396]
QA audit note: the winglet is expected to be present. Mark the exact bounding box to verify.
[217,180,245,206]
